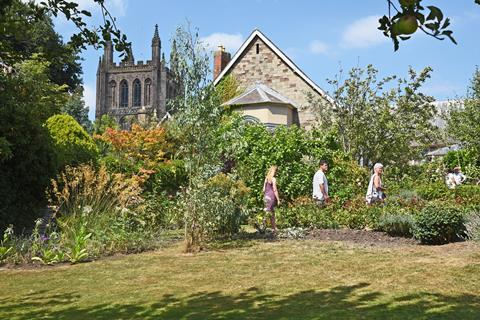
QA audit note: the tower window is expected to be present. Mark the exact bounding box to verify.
[109,80,117,108]
[120,80,128,108]
[144,78,152,105]
[133,79,141,107]
[256,43,259,54]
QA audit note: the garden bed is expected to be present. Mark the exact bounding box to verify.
[305,228,419,247]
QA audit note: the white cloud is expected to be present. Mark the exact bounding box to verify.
[341,15,387,48]
[200,33,244,53]
[309,40,329,54]
[105,0,127,17]
[83,83,96,121]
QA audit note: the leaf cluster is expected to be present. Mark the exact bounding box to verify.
[378,0,468,51]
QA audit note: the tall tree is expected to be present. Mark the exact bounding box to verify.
[62,88,93,133]
[1,0,82,91]
[0,0,130,68]
[447,68,480,155]
[168,24,234,252]
[0,56,68,232]
[310,65,438,168]
[0,0,128,233]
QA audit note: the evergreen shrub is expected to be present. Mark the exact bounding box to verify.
[46,114,98,169]
[413,203,466,244]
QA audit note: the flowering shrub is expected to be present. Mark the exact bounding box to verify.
[95,124,172,170]
[177,174,250,252]
[46,164,163,258]
[48,164,143,218]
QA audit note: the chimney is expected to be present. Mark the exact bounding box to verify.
[213,45,231,79]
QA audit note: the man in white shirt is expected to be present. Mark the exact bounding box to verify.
[312,160,329,206]
[445,169,456,189]
[453,166,467,187]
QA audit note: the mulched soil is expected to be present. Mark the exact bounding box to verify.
[305,229,419,247]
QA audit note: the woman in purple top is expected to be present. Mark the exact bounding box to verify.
[263,165,281,233]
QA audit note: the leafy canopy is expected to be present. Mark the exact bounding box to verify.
[310,64,437,168]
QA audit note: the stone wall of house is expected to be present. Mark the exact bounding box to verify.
[226,36,330,128]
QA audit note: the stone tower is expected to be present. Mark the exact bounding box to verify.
[95,25,179,129]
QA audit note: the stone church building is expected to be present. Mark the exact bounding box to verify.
[95,25,179,129]
[213,29,334,129]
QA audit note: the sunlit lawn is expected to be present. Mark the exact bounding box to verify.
[1,238,480,319]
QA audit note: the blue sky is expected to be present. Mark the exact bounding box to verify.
[51,0,480,120]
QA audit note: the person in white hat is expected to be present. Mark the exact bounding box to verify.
[366,163,386,204]
[452,166,466,188]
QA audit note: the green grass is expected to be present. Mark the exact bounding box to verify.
[1,239,480,319]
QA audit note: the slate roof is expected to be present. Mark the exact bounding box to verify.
[222,82,296,107]
[426,144,461,157]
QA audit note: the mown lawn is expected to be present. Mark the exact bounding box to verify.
[1,238,480,319]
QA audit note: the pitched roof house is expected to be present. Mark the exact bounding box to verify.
[213,29,334,129]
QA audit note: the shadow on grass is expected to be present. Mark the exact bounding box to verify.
[1,283,479,319]
[206,230,279,250]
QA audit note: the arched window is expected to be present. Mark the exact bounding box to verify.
[144,78,152,106]
[243,115,261,124]
[120,80,128,108]
[109,80,116,108]
[133,79,141,107]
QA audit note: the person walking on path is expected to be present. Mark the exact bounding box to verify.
[263,165,280,233]
[312,160,330,207]
[366,163,386,204]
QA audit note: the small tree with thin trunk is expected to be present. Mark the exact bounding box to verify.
[168,23,227,252]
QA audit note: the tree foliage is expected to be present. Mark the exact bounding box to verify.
[0,0,130,68]
[232,125,366,206]
[0,56,68,232]
[168,24,224,175]
[46,114,98,169]
[447,68,480,155]
[214,74,242,104]
[93,114,119,135]
[62,88,92,132]
[379,0,480,51]
[310,64,437,168]
[167,23,240,252]
[96,124,171,170]
[0,0,82,91]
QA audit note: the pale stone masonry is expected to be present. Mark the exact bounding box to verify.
[213,29,334,129]
[95,25,179,129]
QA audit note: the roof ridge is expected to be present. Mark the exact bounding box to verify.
[213,29,335,104]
